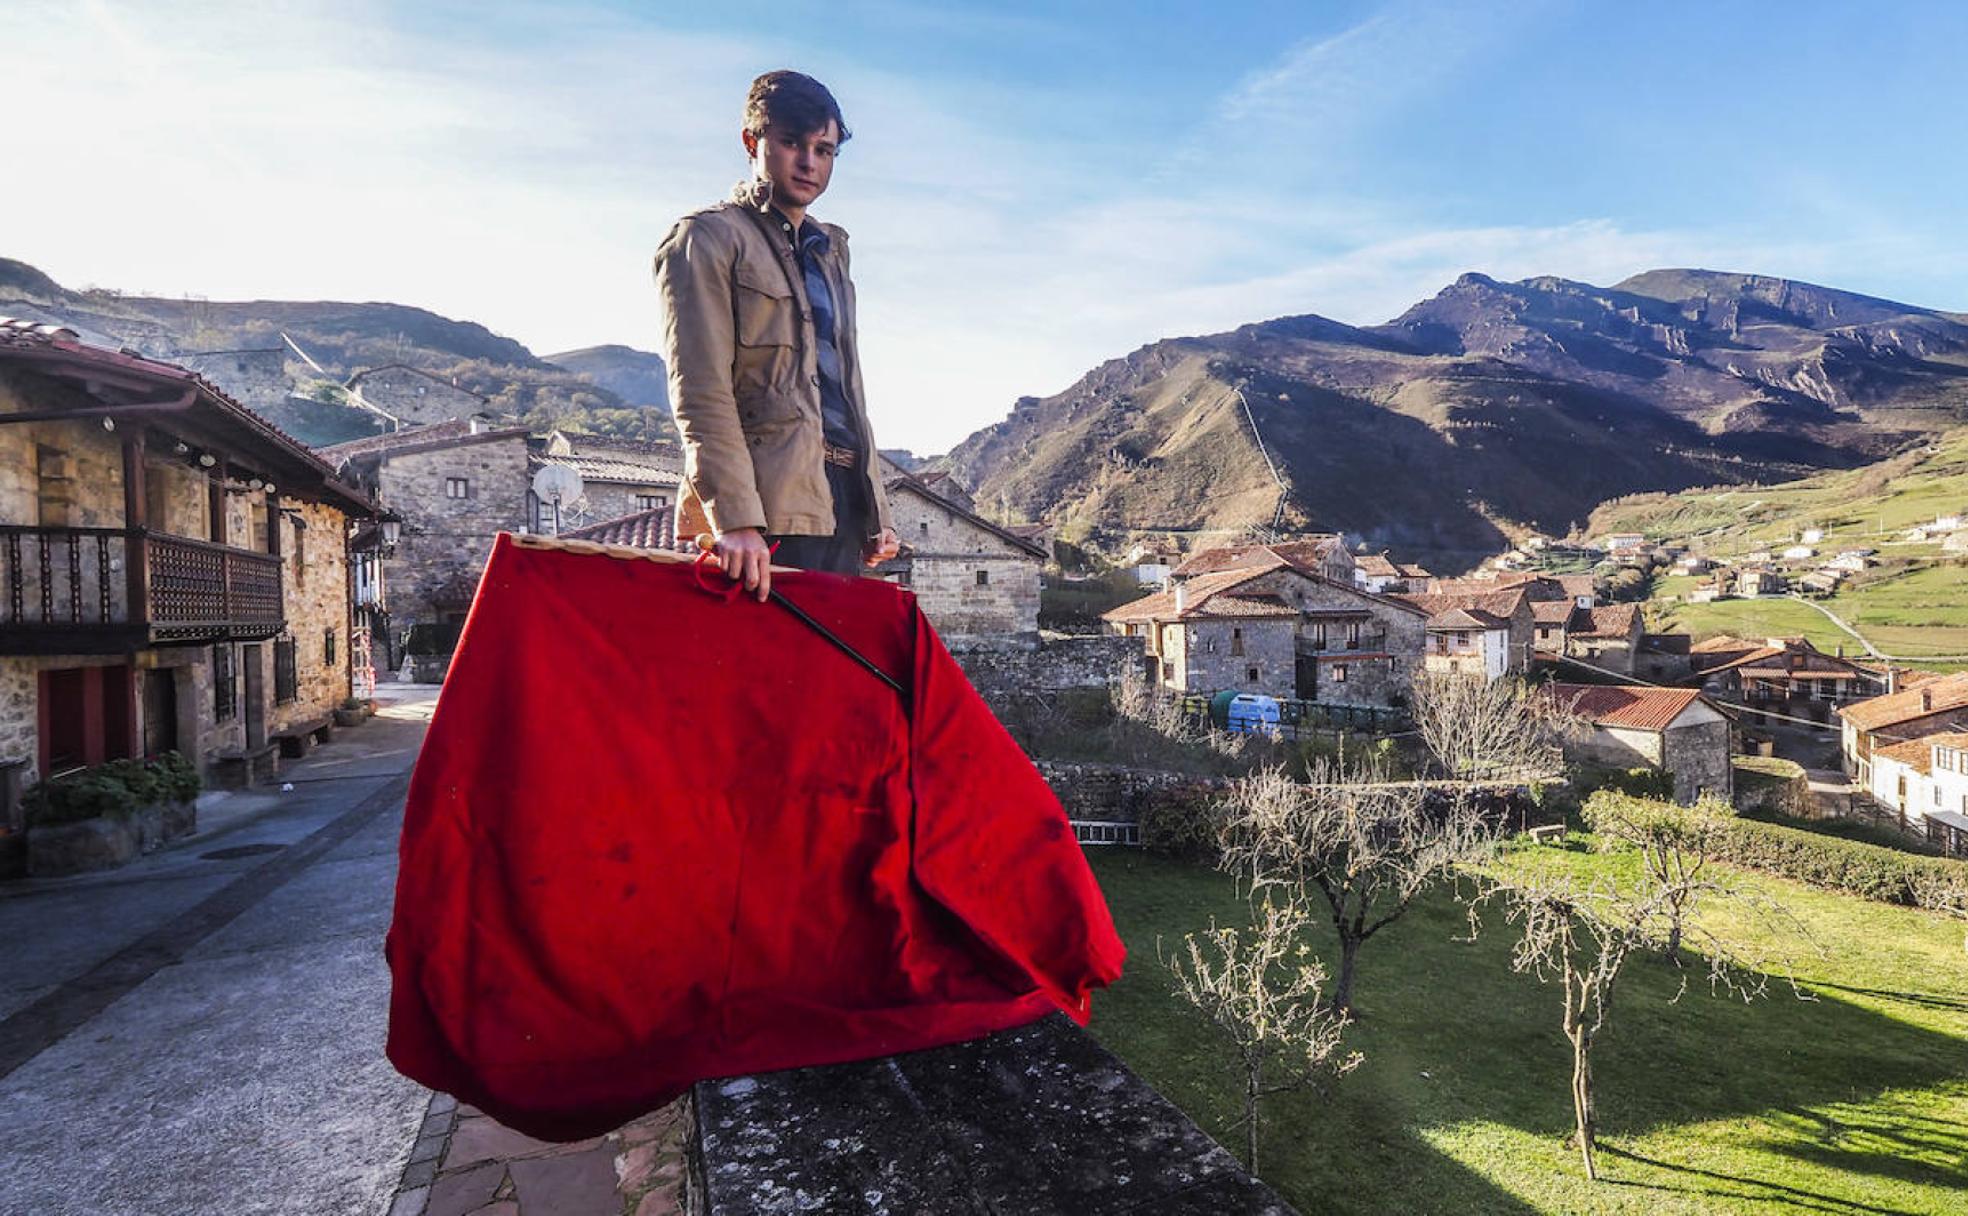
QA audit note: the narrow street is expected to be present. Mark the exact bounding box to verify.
[0,689,687,1215]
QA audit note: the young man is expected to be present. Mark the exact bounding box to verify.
[654,70,898,602]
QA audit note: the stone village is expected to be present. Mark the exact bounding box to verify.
[7,313,1963,877]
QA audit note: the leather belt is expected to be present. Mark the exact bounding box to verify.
[822,441,860,469]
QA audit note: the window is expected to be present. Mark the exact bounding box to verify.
[1332,664,1349,683]
[1245,666,1259,682]
[920,521,930,536]
[636,494,668,512]
[1312,623,1328,650]
[975,569,989,586]
[274,638,297,705]
[446,477,471,499]
[213,644,236,722]
[1231,627,1244,656]
[1347,620,1361,648]
[324,628,337,667]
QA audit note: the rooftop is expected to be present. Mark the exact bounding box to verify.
[1838,672,1968,731]
[559,506,676,551]
[1546,682,1712,732]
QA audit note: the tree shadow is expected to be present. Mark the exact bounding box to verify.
[1598,1144,1926,1215]
[1807,981,1968,1015]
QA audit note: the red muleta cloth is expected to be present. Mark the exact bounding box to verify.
[385,533,1125,1140]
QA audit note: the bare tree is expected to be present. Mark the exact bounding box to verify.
[1217,760,1490,1015]
[1409,671,1573,781]
[1160,892,1361,1174]
[1487,857,1804,1182]
[1582,791,1737,963]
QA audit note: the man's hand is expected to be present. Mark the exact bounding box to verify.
[716,528,774,602]
[864,527,899,567]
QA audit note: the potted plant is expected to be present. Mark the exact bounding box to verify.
[333,695,371,728]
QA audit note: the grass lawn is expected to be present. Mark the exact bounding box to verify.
[1084,847,1968,1214]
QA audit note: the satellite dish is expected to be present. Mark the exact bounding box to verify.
[531,465,585,535]
[532,464,585,503]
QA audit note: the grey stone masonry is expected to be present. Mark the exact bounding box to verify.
[348,365,489,428]
[692,1014,1296,1215]
[377,432,530,644]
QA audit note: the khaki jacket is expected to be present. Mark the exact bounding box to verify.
[653,192,891,541]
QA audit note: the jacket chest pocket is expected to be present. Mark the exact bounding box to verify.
[734,261,800,350]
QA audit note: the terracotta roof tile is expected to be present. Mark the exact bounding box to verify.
[1873,736,1937,775]
[1575,603,1642,638]
[1838,672,1968,731]
[1546,682,1713,731]
[1532,601,1578,625]
[559,506,676,550]
[534,453,683,483]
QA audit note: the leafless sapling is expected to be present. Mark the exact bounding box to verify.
[1160,892,1361,1175]
[1217,760,1490,1015]
[1409,671,1572,782]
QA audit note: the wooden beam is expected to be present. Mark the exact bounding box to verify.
[0,387,197,425]
[208,457,229,545]
[123,431,148,625]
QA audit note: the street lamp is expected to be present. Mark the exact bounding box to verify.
[379,510,403,555]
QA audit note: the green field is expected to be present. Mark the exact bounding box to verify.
[1086,848,1968,1214]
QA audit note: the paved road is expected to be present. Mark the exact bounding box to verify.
[0,690,439,1216]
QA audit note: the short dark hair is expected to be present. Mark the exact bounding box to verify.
[744,71,851,145]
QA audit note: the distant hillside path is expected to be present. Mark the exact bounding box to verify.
[1784,594,1968,663]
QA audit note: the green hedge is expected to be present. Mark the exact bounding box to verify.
[1711,813,1966,905]
[1572,764,1677,802]
[23,751,203,828]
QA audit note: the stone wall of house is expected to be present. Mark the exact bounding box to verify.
[270,499,353,731]
[1159,622,1186,690]
[0,659,39,782]
[1567,723,1666,773]
[911,556,1041,643]
[1232,569,1426,708]
[145,454,210,540]
[578,479,677,527]
[0,370,128,527]
[1179,618,1295,698]
[351,367,486,427]
[178,350,290,415]
[377,435,530,652]
[1663,719,1733,803]
[955,635,1143,700]
[1576,637,1637,676]
[888,488,1043,641]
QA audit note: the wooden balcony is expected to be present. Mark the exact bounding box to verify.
[0,525,283,653]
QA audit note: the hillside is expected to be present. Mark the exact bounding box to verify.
[1586,427,1968,659]
[0,257,669,447]
[544,344,670,412]
[948,270,1968,571]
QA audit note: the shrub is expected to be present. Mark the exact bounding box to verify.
[1138,786,1223,862]
[1594,793,1968,906]
[23,751,202,828]
[1572,764,1676,802]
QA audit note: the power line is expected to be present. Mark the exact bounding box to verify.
[1547,650,1849,733]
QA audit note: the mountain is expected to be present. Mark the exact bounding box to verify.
[0,258,669,447]
[544,344,669,412]
[946,270,1968,571]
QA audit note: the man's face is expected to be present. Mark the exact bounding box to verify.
[746,120,839,211]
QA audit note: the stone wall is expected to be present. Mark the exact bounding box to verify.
[577,479,677,527]
[1567,723,1666,772]
[955,635,1143,700]
[270,499,353,731]
[1663,718,1733,803]
[1178,617,1296,698]
[1034,759,1231,824]
[378,434,530,652]
[0,369,127,526]
[351,367,486,427]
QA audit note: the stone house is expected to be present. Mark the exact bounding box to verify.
[1171,536,1356,587]
[344,364,490,429]
[529,430,683,534]
[879,473,1048,647]
[0,318,375,824]
[1738,567,1785,597]
[1422,607,1511,681]
[1104,561,1426,707]
[1565,603,1644,675]
[1837,672,1968,785]
[1547,682,1734,804]
[318,417,531,676]
[1690,635,1887,726]
[1394,586,1536,674]
[1353,552,1433,594]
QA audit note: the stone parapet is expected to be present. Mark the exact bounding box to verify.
[690,1014,1296,1214]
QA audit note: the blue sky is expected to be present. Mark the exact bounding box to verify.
[3,1,1963,451]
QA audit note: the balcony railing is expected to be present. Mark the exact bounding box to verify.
[0,525,283,652]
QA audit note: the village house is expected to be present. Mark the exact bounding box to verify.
[1565,603,1646,675]
[0,318,376,832]
[1547,682,1735,804]
[528,430,682,532]
[878,471,1048,646]
[1862,731,1968,854]
[344,364,490,429]
[1836,671,1968,785]
[1781,544,1817,561]
[1602,532,1646,553]
[1353,552,1434,594]
[1689,635,1889,726]
[558,506,677,551]
[1105,548,1427,707]
[1170,536,1357,586]
[1421,607,1512,681]
[1829,549,1876,573]
[1737,567,1785,597]
[1394,585,1537,674]
[318,417,531,678]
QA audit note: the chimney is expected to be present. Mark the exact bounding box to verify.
[1174,582,1188,614]
[1836,643,1845,659]
[1922,688,1934,713]
[1887,667,1900,694]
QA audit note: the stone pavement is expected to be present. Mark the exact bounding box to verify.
[0,683,686,1215]
[389,1095,689,1216]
